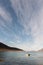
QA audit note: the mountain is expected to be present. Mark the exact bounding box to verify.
[0,42,23,51]
[38,48,43,52]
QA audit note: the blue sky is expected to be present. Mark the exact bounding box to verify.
[0,0,43,51]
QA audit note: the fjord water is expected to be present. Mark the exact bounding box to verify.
[0,51,43,65]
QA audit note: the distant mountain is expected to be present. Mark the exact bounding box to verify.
[38,48,43,52]
[0,42,23,51]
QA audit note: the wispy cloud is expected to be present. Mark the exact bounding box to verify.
[0,5,14,34]
[0,6,12,22]
[0,0,43,50]
[10,0,43,50]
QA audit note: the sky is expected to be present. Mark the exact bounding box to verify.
[0,0,43,51]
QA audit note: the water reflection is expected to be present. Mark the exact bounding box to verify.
[0,51,43,65]
[0,51,6,62]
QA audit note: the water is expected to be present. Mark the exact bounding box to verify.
[0,51,43,65]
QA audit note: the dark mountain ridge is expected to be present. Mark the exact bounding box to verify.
[0,42,23,51]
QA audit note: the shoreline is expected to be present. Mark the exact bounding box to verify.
[0,49,24,52]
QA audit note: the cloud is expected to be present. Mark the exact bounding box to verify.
[0,6,14,35]
[0,0,43,50]
[0,6,12,22]
[10,0,42,35]
[10,0,43,50]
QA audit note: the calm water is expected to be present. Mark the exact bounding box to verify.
[0,51,43,65]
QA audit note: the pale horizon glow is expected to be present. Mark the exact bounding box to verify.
[0,0,43,51]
